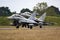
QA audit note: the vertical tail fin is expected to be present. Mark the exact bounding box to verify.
[38,12,46,22]
[28,11,37,20]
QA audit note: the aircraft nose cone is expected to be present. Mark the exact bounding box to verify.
[7,17,10,19]
[7,17,12,19]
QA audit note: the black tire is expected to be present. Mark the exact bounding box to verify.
[16,26,19,28]
[22,24,25,27]
[40,25,42,28]
[16,24,19,28]
[30,26,33,29]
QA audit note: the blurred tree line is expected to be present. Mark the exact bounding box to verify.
[33,2,60,16]
[46,6,60,16]
[0,2,60,16]
[0,7,12,16]
[20,8,33,13]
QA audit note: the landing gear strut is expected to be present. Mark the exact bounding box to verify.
[27,25,29,28]
[13,20,20,29]
[22,23,26,28]
[27,24,33,29]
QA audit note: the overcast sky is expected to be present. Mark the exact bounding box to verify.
[0,0,60,13]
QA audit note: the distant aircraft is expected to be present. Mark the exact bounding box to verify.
[7,12,46,29]
[20,12,31,17]
[34,13,46,28]
[27,12,46,28]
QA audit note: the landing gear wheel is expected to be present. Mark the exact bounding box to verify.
[22,24,25,27]
[40,25,42,28]
[30,26,33,29]
[16,24,19,29]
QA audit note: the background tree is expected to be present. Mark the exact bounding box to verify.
[33,2,60,16]
[33,2,48,15]
[0,7,12,16]
[46,6,60,16]
[20,8,33,13]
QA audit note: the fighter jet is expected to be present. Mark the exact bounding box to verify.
[7,12,46,29]
[21,12,31,17]
[7,12,37,29]
[34,13,46,28]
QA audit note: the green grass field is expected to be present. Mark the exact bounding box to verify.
[0,26,60,40]
[45,16,60,26]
